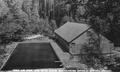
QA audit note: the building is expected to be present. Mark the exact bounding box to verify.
[55,22,114,59]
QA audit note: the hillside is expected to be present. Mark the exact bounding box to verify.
[0,0,58,44]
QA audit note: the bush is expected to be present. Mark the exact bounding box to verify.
[80,30,120,71]
[0,22,24,44]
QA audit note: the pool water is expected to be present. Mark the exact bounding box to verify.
[1,43,62,71]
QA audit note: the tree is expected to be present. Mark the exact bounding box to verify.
[0,21,24,45]
[80,30,103,69]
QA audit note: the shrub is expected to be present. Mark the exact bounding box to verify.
[0,22,24,44]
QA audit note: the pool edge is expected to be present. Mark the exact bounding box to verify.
[50,40,70,68]
[0,43,18,71]
[0,40,67,71]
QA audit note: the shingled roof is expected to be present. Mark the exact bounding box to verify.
[55,22,90,43]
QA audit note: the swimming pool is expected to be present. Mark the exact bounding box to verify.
[1,43,62,71]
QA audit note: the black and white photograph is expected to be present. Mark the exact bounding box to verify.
[0,0,120,72]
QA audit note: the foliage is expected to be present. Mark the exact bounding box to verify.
[80,30,103,69]
[0,0,58,45]
[100,55,120,72]
[54,1,68,27]
[80,30,120,71]
[0,21,24,44]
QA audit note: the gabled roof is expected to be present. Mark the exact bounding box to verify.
[55,22,90,43]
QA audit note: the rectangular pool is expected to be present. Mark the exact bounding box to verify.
[1,43,62,71]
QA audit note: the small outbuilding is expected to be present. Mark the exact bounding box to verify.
[54,22,114,56]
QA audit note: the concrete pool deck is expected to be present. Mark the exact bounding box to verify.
[0,38,87,71]
[50,40,87,69]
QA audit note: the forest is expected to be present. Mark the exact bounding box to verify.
[0,0,119,44]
